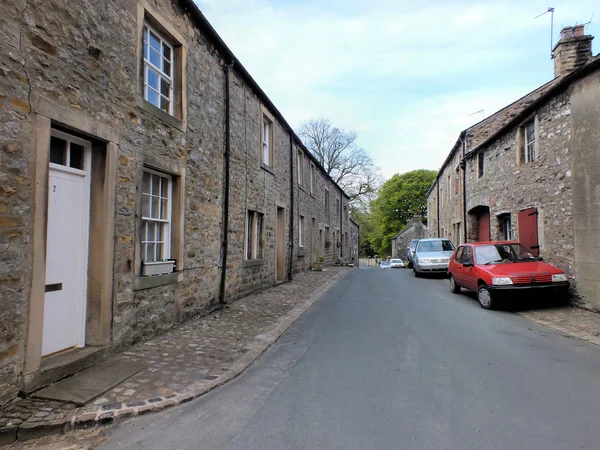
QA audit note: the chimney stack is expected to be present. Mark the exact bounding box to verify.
[552,25,593,78]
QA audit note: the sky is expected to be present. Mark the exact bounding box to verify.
[195,0,599,180]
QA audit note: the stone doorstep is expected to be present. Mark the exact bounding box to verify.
[0,268,352,445]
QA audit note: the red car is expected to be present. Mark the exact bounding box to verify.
[448,241,570,310]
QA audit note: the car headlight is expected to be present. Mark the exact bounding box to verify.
[492,277,513,285]
[552,274,568,282]
[418,259,431,265]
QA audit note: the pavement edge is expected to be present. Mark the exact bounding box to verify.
[516,312,600,346]
[3,268,353,445]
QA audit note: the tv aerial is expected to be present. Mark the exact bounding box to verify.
[535,7,555,58]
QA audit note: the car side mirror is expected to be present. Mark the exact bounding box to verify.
[537,256,543,261]
[463,261,474,267]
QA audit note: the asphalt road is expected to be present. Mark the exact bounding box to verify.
[99,268,600,450]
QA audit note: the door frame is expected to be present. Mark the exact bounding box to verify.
[275,206,286,282]
[43,129,92,355]
[24,104,117,387]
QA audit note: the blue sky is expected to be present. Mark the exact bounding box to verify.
[195,0,599,180]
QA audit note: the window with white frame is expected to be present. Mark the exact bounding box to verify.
[141,169,172,262]
[245,210,264,260]
[310,164,316,194]
[262,115,272,167]
[299,215,305,248]
[143,24,174,114]
[522,121,536,163]
[297,150,304,186]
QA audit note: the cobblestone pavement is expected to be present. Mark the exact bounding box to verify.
[1,267,352,447]
[518,306,600,345]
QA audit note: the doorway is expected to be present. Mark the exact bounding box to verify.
[276,207,286,281]
[311,218,316,264]
[468,205,490,242]
[42,130,91,356]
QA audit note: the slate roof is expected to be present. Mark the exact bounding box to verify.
[429,53,600,195]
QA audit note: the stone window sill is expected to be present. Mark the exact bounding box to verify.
[137,96,186,132]
[260,163,275,175]
[243,259,265,268]
[133,271,183,291]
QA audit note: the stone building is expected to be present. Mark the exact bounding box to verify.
[390,216,427,259]
[0,0,356,402]
[427,25,600,309]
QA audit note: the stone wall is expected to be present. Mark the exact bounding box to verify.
[0,0,34,398]
[464,90,575,285]
[570,70,600,310]
[391,218,427,259]
[436,148,464,245]
[0,0,357,394]
[427,187,438,237]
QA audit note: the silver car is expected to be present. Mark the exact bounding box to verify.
[413,238,455,276]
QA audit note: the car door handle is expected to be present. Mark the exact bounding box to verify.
[45,283,63,292]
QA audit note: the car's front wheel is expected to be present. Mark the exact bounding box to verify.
[413,267,421,278]
[477,285,495,310]
[449,275,461,294]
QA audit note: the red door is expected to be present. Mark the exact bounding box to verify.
[518,208,539,256]
[478,210,490,242]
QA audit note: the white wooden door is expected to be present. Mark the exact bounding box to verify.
[42,130,91,357]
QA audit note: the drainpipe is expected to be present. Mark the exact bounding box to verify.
[436,181,440,237]
[461,136,468,243]
[288,132,294,281]
[339,191,343,258]
[219,60,233,304]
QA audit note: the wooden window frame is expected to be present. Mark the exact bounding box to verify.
[477,152,484,178]
[143,24,174,115]
[141,168,173,263]
[498,213,512,240]
[517,116,539,166]
[297,149,304,187]
[299,215,305,248]
[260,107,275,169]
[523,120,537,163]
[136,1,187,130]
[245,210,265,260]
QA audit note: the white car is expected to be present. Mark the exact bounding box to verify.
[389,259,405,268]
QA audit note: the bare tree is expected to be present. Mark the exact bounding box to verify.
[298,117,382,208]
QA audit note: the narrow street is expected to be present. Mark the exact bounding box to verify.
[97,267,600,450]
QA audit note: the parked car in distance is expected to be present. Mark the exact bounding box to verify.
[389,259,405,268]
[413,238,455,276]
[380,261,390,269]
[406,239,420,268]
[448,241,570,310]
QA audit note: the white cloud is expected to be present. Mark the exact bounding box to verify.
[195,0,600,180]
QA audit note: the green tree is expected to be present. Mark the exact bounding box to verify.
[368,169,437,256]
